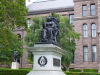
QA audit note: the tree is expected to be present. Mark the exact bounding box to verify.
[59,16,80,70]
[0,28,23,67]
[0,0,27,28]
[25,13,80,70]
[0,0,27,67]
[25,16,42,63]
[25,16,42,47]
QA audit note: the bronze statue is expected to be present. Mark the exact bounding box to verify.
[13,50,19,62]
[41,14,59,45]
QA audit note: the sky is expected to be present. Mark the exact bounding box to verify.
[26,0,73,6]
[26,0,37,6]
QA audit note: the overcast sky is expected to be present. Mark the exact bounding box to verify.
[26,0,73,6]
[26,0,37,6]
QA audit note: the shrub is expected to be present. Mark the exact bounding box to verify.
[83,69,98,73]
[69,69,82,72]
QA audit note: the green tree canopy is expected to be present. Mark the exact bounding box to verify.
[0,28,23,66]
[25,13,80,69]
[0,0,27,28]
[0,0,27,66]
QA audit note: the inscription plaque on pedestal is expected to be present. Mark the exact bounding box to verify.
[53,58,60,67]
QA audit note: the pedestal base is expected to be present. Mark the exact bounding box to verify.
[27,70,65,75]
[11,62,19,69]
[27,44,66,75]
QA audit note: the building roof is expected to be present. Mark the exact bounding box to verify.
[28,7,74,15]
[27,0,74,13]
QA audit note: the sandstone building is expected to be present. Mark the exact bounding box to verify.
[14,0,100,69]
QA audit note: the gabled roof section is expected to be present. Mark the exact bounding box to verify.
[27,0,74,12]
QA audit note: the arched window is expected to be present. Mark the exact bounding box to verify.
[91,23,96,37]
[83,24,88,37]
[17,34,21,41]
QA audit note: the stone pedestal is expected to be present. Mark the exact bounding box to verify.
[27,44,66,75]
[11,62,19,69]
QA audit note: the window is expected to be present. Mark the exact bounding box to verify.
[92,46,97,62]
[71,52,75,63]
[92,23,96,37]
[82,5,87,16]
[17,34,21,41]
[83,46,88,62]
[27,18,32,28]
[90,4,96,16]
[69,14,74,24]
[83,24,88,37]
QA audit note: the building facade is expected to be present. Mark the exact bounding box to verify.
[74,0,100,69]
[13,0,100,69]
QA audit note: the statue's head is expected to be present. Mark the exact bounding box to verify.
[46,16,52,22]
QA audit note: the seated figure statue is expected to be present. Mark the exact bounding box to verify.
[41,15,59,45]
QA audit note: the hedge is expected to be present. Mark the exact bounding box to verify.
[65,72,100,75]
[83,69,98,73]
[19,68,32,71]
[69,69,82,72]
[69,69,98,73]
[0,68,100,75]
[0,69,30,75]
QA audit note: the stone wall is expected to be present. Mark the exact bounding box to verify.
[74,0,99,69]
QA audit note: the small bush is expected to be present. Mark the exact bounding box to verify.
[83,69,98,73]
[69,69,82,72]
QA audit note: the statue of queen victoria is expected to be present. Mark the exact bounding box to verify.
[41,14,59,45]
